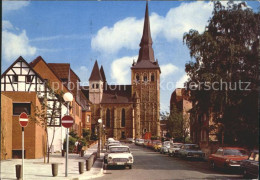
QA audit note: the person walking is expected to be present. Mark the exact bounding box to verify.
[77,141,83,156]
[75,140,79,154]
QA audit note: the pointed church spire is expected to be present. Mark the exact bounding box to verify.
[89,60,103,81]
[137,1,155,63]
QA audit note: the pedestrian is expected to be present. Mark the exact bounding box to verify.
[75,140,79,154]
[77,141,83,156]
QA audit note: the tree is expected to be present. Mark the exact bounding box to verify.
[183,1,259,148]
[30,81,64,163]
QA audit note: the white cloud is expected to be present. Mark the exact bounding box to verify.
[2,20,14,30]
[160,63,178,78]
[111,55,138,84]
[2,30,37,61]
[91,1,214,55]
[3,1,29,12]
[30,34,91,42]
[176,74,189,88]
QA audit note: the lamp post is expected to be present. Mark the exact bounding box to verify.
[63,92,73,177]
[97,118,102,158]
[101,125,105,152]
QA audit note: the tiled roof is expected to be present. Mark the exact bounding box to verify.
[48,63,70,80]
[101,85,132,104]
[89,60,103,81]
[81,86,89,100]
[132,59,160,69]
[100,66,106,83]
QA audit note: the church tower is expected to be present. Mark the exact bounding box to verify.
[89,60,104,104]
[131,2,161,138]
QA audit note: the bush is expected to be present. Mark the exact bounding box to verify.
[63,136,77,153]
[151,136,160,140]
[79,137,88,146]
[82,129,91,141]
[90,134,98,141]
[69,129,79,139]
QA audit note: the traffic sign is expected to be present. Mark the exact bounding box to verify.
[61,115,74,128]
[19,112,29,127]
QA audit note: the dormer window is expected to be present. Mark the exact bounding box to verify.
[12,75,18,83]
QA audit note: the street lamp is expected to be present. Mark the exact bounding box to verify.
[97,118,102,158]
[101,125,106,152]
[63,92,73,177]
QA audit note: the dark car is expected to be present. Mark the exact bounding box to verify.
[178,144,205,160]
[241,150,259,178]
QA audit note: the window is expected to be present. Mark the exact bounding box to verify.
[151,74,155,82]
[121,108,125,127]
[143,74,148,82]
[92,84,95,89]
[96,84,99,89]
[13,103,31,115]
[12,75,18,83]
[136,74,140,82]
[106,109,110,127]
[86,115,90,123]
[26,75,32,83]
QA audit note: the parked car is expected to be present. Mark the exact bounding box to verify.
[160,141,171,154]
[135,139,144,146]
[126,138,135,143]
[241,150,259,178]
[143,139,151,148]
[209,147,248,169]
[153,141,162,152]
[178,144,205,160]
[168,143,183,157]
[105,145,134,169]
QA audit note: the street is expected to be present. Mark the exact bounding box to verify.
[95,143,243,180]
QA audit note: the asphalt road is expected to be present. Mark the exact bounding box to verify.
[94,143,243,180]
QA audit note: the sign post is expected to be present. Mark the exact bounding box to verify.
[61,115,74,177]
[19,112,29,180]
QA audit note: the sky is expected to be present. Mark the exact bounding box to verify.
[2,1,259,113]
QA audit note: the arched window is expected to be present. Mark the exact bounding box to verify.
[92,84,95,89]
[151,73,155,82]
[106,108,110,127]
[121,108,125,127]
[136,74,140,82]
[96,84,99,89]
[143,74,148,82]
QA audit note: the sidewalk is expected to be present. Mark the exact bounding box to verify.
[0,143,104,180]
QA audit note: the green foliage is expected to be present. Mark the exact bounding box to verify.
[69,129,79,139]
[63,136,77,153]
[90,134,98,141]
[82,128,91,141]
[78,137,88,146]
[151,136,160,140]
[183,1,259,147]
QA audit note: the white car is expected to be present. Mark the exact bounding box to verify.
[106,146,134,169]
[168,143,183,157]
[160,141,171,154]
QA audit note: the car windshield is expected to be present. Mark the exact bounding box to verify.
[139,139,144,143]
[223,149,247,156]
[163,142,170,146]
[186,145,200,150]
[110,147,130,153]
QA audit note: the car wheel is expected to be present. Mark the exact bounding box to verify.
[129,165,132,169]
[243,169,248,178]
[210,161,215,169]
[168,153,171,157]
[160,151,162,154]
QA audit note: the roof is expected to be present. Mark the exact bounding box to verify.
[89,60,103,81]
[101,85,132,104]
[100,65,106,83]
[81,86,89,100]
[48,63,70,80]
[132,2,160,71]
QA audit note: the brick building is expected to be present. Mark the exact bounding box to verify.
[87,2,161,140]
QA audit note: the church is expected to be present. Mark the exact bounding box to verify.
[86,2,161,140]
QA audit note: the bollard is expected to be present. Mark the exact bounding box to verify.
[86,159,89,171]
[62,149,65,157]
[80,150,84,157]
[78,162,84,174]
[87,155,94,170]
[51,163,58,177]
[92,152,97,161]
[15,164,22,180]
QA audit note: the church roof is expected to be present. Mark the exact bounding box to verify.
[132,2,160,70]
[101,85,132,104]
[100,65,106,83]
[89,60,103,81]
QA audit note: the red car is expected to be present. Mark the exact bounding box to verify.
[209,147,248,169]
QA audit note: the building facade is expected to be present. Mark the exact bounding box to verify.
[88,3,161,140]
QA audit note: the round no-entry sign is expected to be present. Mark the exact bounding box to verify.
[61,115,74,128]
[19,112,29,127]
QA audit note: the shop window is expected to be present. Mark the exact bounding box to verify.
[13,103,31,115]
